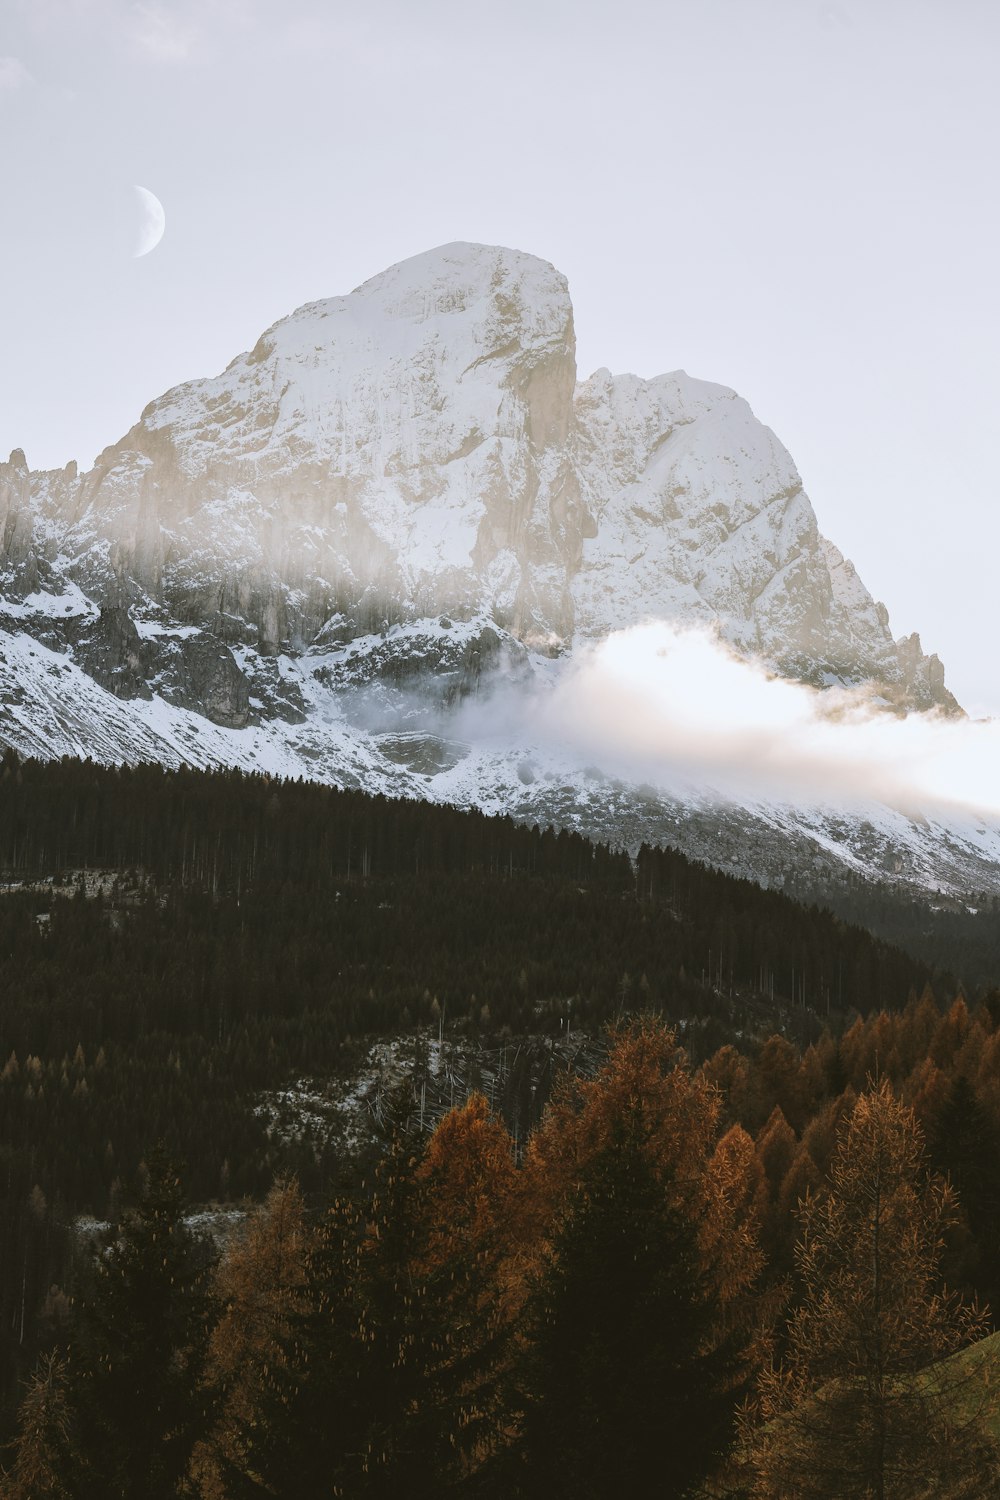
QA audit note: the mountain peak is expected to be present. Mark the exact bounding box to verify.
[236,240,573,381]
[4,241,953,712]
[348,238,569,301]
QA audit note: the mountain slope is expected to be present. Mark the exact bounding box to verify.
[3,242,949,701]
[0,241,973,893]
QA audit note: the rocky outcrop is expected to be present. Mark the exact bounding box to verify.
[71,606,151,700]
[169,636,250,728]
[33,245,585,653]
[3,241,955,721]
[896,632,954,713]
[311,617,531,728]
[0,451,39,591]
[68,607,250,726]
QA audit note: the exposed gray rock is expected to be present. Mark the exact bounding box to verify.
[167,636,250,729]
[896,632,954,712]
[1,241,957,735]
[66,607,250,726]
[71,606,151,700]
[310,618,531,731]
[0,451,39,591]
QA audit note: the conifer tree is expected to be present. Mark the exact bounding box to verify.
[413,1092,520,1481]
[512,1019,761,1498]
[515,1123,735,1499]
[191,1177,310,1499]
[0,1353,77,1500]
[749,1081,998,1499]
[230,1096,516,1498]
[931,1074,1000,1307]
[67,1147,213,1500]
[222,1185,362,1499]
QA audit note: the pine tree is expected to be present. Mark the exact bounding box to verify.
[0,1353,77,1500]
[413,1092,519,1483]
[191,1177,310,1499]
[231,1097,516,1498]
[67,1146,213,1500]
[346,1096,517,1496]
[225,1186,363,1499]
[931,1074,1000,1309]
[515,1123,735,1499]
[511,1019,761,1498]
[749,1081,998,1499]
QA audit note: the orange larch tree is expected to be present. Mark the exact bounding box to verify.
[748,1080,997,1500]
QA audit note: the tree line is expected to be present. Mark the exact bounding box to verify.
[0,756,942,1417]
[0,753,995,1470]
[4,1021,998,1499]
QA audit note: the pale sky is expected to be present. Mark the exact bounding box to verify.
[2,0,998,713]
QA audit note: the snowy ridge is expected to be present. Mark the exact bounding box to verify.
[2,242,951,701]
[2,620,999,899]
[0,241,975,895]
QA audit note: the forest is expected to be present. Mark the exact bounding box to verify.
[7,1018,1000,1499]
[4,752,1000,1495]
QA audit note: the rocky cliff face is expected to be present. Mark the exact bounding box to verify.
[21,246,585,656]
[3,241,953,718]
[2,241,977,897]
[570,371,906,690]
[0,450,39,592]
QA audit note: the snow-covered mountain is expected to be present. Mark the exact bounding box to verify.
[3,240,985,895]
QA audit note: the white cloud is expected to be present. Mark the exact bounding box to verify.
[529,622,1000,818]
[0,56,35,90]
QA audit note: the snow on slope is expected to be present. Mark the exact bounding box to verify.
[3,619,1000,900]
[0,241,974,895]
[0,628,415,790]
[18,244,584,649]
[3,242,951,704]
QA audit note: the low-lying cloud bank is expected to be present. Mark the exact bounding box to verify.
[518,622,1000,818]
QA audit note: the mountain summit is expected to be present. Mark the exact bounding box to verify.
[2,242,948,709]
[3,242,982,896]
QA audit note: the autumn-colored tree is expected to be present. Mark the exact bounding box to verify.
[229,1095,517,1498]
[417,1093,518,1281]
[755,1107,797,1193]
[897,986,942,1074]
[796,1042,828,1124]
[524,1021,760,1293]
[839,1016,871,1093]
[231,1186,363,1499]
[511,1019,762,1497]
[971,1025,1000,1114]
[931,997,972,1071]
[799,1087,855,1184]
[414,1091,520,1475]
[190,1177,310,1499]
[700,1044,754,1127]
[751,1108,799,1273]
[749,1081,998,1499]
[756,1037,808,1133]
[904,1054,950,1135]
[354,1095,522,1494]
[0,1353,77,1500]
[773,1144,820,1256]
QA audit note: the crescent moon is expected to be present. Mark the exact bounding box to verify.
[133,185,166,258]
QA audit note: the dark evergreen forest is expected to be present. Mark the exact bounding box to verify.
[802,874,1000,991]
[4,752,1000,1496]
[0,752,934,1200]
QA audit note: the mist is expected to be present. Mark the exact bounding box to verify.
[463,623,1000,819]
